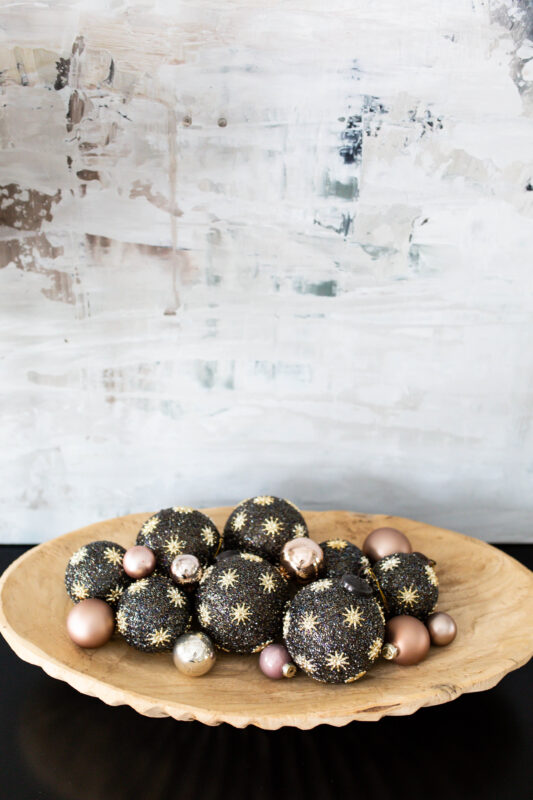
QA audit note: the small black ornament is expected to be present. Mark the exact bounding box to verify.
[224,496,308,562]
[136,507,222,572]
[283,578,385,684]
[216,549,241,562]
[341,574,374,597]
[65,540,130,607]
[116,573,191,652]
[373,552,439,619]
[320,539,370,579]
[195,552,290,654]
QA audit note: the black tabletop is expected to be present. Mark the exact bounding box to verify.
[1,544,532,800]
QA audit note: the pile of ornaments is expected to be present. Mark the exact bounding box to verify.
[64,497,457,684]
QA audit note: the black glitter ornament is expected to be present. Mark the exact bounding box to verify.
[65,540,130,607]
[116,573,191,652]
[195,552,290,654]
[373,552,439,620]
[320,539,370,578]
[224,496,309,563]
[283,577,385,684]
[136,507,222,572]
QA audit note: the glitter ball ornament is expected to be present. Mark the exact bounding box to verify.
[65,540,130,607]
[283,577,385,684]
[224,496,309,563]
[373,552,439,620]
[116,573,191,652]
[195,552,290,654]
[320,539,371,579]
[136,507,222,572]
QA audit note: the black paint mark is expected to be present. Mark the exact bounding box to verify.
[105,59,115,85]
[338,97,388,165]
[16,62,28,86]
[314,214,353,238]
[66,156,72,169]
[54,57,70,90]
[293,279,338,297]
[408,107,443,137]
[526,182,533,191]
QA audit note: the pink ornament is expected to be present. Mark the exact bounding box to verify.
[259,644,296,679]
[123,545,156,579]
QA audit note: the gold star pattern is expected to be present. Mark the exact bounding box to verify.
[379,555,401,572]
[342,604,364,629]
[283,611,291,638]
[146,628,172,647]
[425,564,439,587]
[218,568,239,590]
[253,496,274,506]
[240,553,263,562]
[198,602,212,627]
[167,586,186,608]
[299,611,319,634]
[116,608,128,634]
[325,651,349,672]
[200,525,217,547]
[230,603,251,624]
[163,535,186,558]
[172,506,193,513]
[326,539,348,550]
[105,584,124,604]
[128,578,149,594]
[377,603,386,625]
[141,517,159,535]
[368,638,383,662]
[232,510,247,531]
[71,581,89,600]
[397,584,420,608]
[69,547,87,566]
[262,517,284,537]
[295,654,316,673]
[104,546,123,566]
[292,523,307,537]
[361,555,370,568]
[199,565,214,584]
[345,671,366,683]
[309,579,333,592]
[258,572,276,593]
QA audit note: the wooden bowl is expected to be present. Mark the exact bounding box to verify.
[1,509,532,729]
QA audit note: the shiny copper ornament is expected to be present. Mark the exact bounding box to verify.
[363,527,412,562]
[122,545,156,579]
[383,615,430,665]
[66,598,114,648]
[426,612,457,646]
[280,538,325,583]
[170,554,203,589]
[173,632,216,676]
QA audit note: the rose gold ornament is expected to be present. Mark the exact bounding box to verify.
[122,545,156,579]
[280,538,324,583]
[426,612,457,646]
[170,554,203,589]
[363,527,412,562]
[66,598,114,648]
[382,615,430,665]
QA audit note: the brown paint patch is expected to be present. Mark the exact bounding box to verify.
[54,57,70,90]
[129,180,182,217]
[0,184,61,231]
[76,169,99,182]
[0,235,75,304]
[67,89,85,132]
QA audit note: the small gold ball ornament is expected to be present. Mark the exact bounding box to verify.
[173,632,216,677]
[280,538,325,583]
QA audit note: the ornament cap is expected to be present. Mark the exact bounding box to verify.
[381,643,399,660]
[282,662,297,678]
[341,574,373,597]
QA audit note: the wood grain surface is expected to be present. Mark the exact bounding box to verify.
[1,509,532,729]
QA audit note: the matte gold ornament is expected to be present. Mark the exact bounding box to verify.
[66,598,114,648]
[382,615,430,666]
[426,612,457,646]
[173,632,216,676]
[170,554,203,590]
[363,528,412,562]
[280,538,325,583]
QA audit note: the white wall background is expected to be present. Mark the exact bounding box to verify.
[0,0,532,543]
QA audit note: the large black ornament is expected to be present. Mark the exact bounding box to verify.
[224,496,308,562]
